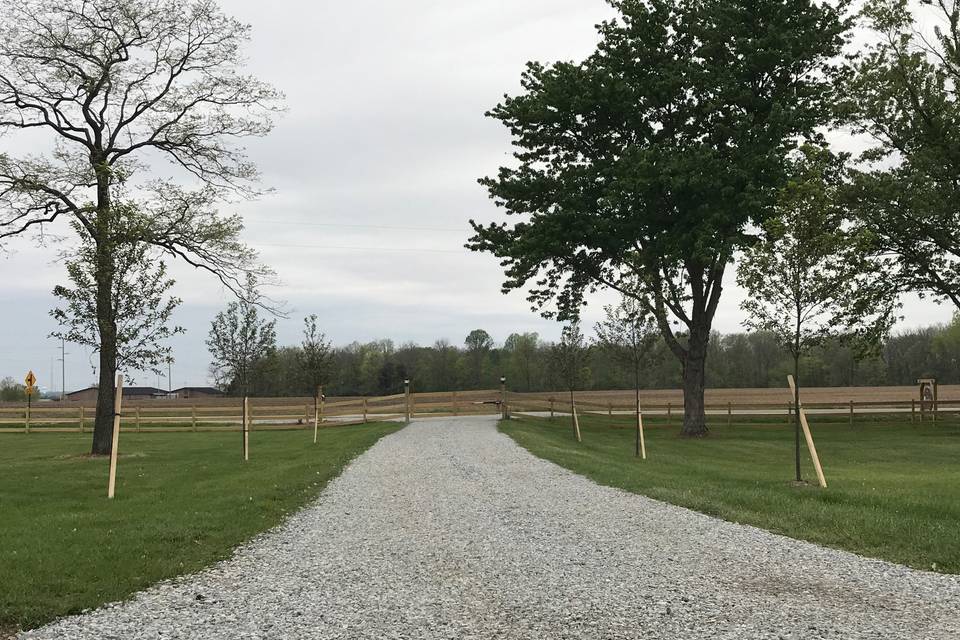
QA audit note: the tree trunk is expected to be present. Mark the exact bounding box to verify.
[635,364,642,457]
[91,169,117,456]
[794,354,802,483]
[681,324,709,437]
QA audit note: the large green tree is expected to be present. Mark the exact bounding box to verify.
[469,0,850,435]
[845,0,960,307]
[0,0,280,454]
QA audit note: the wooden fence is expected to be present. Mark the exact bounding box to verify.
[0,389,506,434]
[1,387,955,434]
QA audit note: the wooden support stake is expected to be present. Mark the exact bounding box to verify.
[107,375,124,499]
[637,410,647,460]
[313,389,320,444]
[362,397,368,423]
[243,397,250,462]
[787,375,827,488]
[549,398,555,420]
[572,400,582,443]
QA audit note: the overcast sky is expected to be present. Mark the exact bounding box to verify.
[0,0,953,393]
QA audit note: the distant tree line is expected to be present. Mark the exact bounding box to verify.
[208,316,960,398]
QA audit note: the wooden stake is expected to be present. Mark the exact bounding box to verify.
[849,400,854,427]
[667,402,672,425]
[727,402,732,427]
[572,400,582,443]
[243,397,250,462]
[79,406,84,433]
[787,375,827,488]
[911,399,916,423]
[362,397,368,423]
[608,402,613,417]
[313,390,320,444]
[107,375,124,499]
[638,410,646,460]
[452,391,458,416]
[549,398,555,420]
[136,406,141,433]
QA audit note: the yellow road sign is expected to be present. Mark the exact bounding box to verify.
[24,370,36,388]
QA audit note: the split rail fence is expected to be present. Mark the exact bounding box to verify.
[1,388,956,434]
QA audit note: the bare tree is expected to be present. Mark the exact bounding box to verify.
[552,320,590,440]
[50,207,184,380]
[0,0,282,454]
[595,294,659,456]
[206,274,277,396]
[298,314,332,413]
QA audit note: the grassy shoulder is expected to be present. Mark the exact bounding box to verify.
[501,414,960,574]
[0,423,402,632]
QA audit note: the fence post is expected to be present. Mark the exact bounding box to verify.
[667,402,672,426]
[500,377,507,420]
[728,402,732,427]
[107,375,124,499]
[849,400,854,427]
[362,397,368,423]
[136,406,141,433]
[608,402,613,417]
[79,406,84,433]
[911,398,916,423]
[549,398,555,420]
[787,403,792,425]
[452,391,458,416]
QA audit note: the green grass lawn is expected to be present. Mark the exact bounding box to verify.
[0,423,401,633]
[502,414,960,575]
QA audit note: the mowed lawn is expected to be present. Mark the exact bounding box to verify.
[0,423,401,633]
[502,414,960,575]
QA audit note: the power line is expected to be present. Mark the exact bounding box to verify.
[252,242,471,254]
[243,220,469,233]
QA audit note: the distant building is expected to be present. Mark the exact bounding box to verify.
[65,386,169,403]
[171,387,224,399]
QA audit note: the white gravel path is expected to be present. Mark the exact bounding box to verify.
[21,416,960,639]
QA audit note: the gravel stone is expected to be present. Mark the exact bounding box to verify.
[20,416,960,639]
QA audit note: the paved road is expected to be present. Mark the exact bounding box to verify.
[22,417,960,639]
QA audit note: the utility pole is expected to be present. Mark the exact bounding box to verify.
[56,338,69,401]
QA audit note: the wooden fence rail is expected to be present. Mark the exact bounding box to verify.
[1,388,955,434]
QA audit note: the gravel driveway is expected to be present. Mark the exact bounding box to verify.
[22,416,960,639]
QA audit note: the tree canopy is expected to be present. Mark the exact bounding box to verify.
[469,0,851,435]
